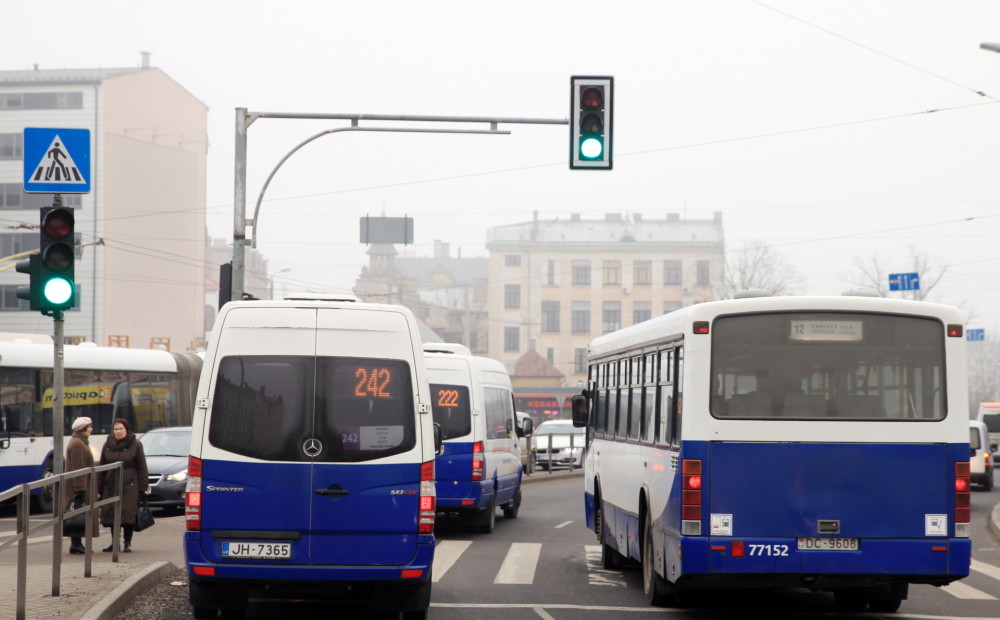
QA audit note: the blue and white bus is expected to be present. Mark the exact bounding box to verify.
[572,293,971,613]
[0,339,203,512]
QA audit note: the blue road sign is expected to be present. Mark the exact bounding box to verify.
[967,329,985,342]
[888,272,920,291]
[23,128,91,193]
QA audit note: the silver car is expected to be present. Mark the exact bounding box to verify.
[534,420,585,470]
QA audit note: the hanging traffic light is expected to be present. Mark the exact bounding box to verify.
[570,76,613,170]
[26,206,76,314]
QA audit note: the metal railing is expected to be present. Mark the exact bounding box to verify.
[0,463,123,620]
[536,433,583,473]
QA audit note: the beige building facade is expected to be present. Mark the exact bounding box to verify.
[0,58,208,350]
[486,212,725,387]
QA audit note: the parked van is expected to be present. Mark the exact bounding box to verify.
[423,343,531,533]
[184,298,438,619]
[970,420,994,491]
[977,401,1000,466]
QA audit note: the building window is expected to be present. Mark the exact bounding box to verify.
[0,133,23,160]
[0,233,39,257]
[541,300,560,332]
[0,92,83,110]
[633,301,651,325]
[0,184,81,209]
[572,301,590,333]
[697,260,710,285]
[602,301,621,333]
[633,260,651,286]
[0,285,30,310]
[504,284,521,309]
[572,260,591,285]
[574,348,587,374]
[663,260,682,286]
[504,326,519,352]
[505,254,521,266]
[603,260,621,286]
[547,260,555,285]
[546,348,555,364]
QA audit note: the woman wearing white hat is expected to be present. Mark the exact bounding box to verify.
[65,416,99,553]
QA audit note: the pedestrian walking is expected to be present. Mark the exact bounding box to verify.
[97,417,148,552]
[65,416,99,554]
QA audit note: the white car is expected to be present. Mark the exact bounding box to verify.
[534,420,586,470]
[970,420,994,491]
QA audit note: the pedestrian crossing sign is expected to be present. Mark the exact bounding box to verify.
[22,127,91,193]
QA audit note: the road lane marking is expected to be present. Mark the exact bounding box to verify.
[432,540,471,582]
[495,542,542,584]
[585,544,627,587]
[939,579,996,600]
[554,520,573,529]
[971,558,1000,581]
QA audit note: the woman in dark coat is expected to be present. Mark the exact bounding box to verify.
[65,416,100,553]
[97,417,148,552]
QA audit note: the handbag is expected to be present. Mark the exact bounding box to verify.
[63,506,87,537]
[134,497,155,532]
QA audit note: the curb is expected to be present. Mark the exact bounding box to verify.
[80,560,177,620]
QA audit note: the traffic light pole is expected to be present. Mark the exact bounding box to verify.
[231,109,568,303]
[51,310,65,476]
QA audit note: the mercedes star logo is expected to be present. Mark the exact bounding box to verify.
[302,437,323,458]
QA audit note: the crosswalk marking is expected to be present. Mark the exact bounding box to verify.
[495,543,542,584]
[433,540,472,582]
[972,558,1000,581]
[584,544,628,587]
[940,579,997,600]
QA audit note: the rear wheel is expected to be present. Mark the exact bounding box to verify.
[595,492,623,569]
[476,493,496,533]
[502,489,521,519]
[402,610,428,620]
[30,458,54,514]
[192,608,216,619]
[985,468,995,491]
[834,589,868,613]
[642,512,669,605]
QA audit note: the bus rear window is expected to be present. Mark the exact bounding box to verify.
[710,312,945,421]
[430,383,471,439]
[209,355,415,462]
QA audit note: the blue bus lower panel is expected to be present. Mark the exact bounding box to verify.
[184,532,434,583]
[436,479,491,510]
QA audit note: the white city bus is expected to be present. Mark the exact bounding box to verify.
[573,293,971,613]
[0,340,202,512]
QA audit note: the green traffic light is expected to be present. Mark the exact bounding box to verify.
[42,277,73,306]
[580,137,603,159]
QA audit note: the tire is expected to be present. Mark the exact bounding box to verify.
[595,493,623,569]
[30,458,54,514]
[834,589,868,613]
[402,610,428,620]
[502,489,521,519]
[642,512,669,605]
[220,609,246,619]
[985,469,994,492]
[476,493,496,533]
[192,607,216,619]
[868,592,903,613]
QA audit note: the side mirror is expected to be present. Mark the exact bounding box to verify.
[971,446,978,457]
[521,417,533,437]
[433,422,443,456]
[0,433,9,450]
[572,394,589,428]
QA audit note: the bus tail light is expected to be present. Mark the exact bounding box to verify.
[185,456,203,532]
[419,460,436,534]
[955,461,970,538]
[731,541,745,557]
[471,441,485,481]
[682,459,702,535]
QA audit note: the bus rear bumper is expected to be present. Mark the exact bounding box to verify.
[675,536,970,587]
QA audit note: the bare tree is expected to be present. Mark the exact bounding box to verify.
[968,340,1000,417]
[845,246,947,300]
[721,241,802,298]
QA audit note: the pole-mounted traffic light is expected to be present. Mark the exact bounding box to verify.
[17,206,75,315]
[570,75,613,170]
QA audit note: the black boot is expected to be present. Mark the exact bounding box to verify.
[123,541,132,552]
[102,543,115,552]
[69,537,85,554]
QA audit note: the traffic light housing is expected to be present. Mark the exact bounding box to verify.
[17,206,75,314]
[570,76,613,170]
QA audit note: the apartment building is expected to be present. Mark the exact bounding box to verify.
[486,212,725,386]
[0,56,207,350]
